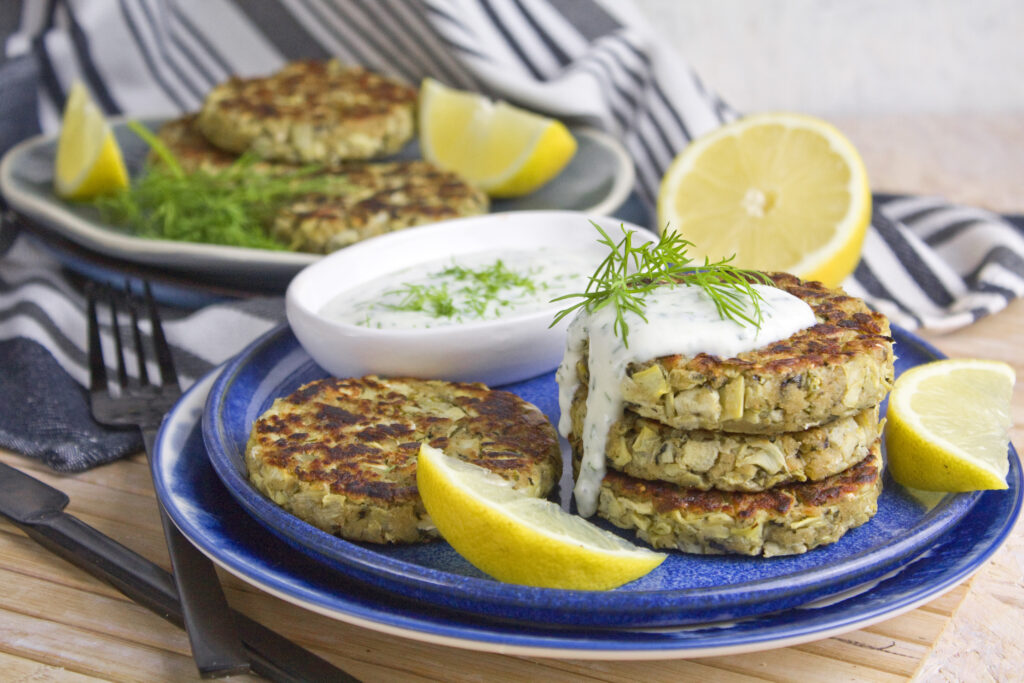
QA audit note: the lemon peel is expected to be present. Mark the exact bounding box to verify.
[657,112,871,288]
[885,359,1014,492]
[55,82,128,200]
[416,444,665,590]
[418,78,576,198]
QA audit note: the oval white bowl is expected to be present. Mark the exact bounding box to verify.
[285,211,657,386]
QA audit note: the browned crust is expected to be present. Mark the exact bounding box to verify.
[152,114,239,172]
[197,60,417,161]
[601,446,881,518]
[635,272,892,378]
[569,374,881,491]
[587,443,883,556]
[248,375,561,509]
[587,272,895,432]
[209,60,416,123]
[153,116,488,253]
[272,160,488,253]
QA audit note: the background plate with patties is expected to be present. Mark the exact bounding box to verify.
[0,118,635,293]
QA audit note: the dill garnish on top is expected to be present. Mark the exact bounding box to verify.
[550,222,773,347]
[92,120,345,250]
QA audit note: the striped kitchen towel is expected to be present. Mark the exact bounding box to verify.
[1,0,1023,399]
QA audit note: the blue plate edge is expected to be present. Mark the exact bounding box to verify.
[193,322,1012,627]
[156,368,1023,653]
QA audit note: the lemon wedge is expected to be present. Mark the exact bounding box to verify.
[54,81,129,200]
[416,444,665,590]
[885,359,1015,492]
[418,78,577,198]
[657,112,871,287]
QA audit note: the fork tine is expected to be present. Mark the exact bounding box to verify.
[106,285,131,392]
[86,284,108,393]
[124,281,151,387]
[143,281,179,390]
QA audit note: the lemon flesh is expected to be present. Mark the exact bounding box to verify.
[416,444,665,590]
[54,82,129,200]
[886,359,1015,492]
[657,112,871,288]
[418,78,576,198]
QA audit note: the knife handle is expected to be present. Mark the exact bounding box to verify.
[20,513,182,623]
[10,513,359,682]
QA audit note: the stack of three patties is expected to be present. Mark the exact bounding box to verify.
[568,274,896,557]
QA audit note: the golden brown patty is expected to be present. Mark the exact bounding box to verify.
[270,161,489,253]
[245,375,561,544]
[573,273,894,434]
[569,378,881,490]
[153,115,488,253]
[151,114,242,172]
[197,60,417,163]
[581,442,883,557]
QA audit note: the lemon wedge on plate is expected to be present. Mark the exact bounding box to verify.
[418,78,577,198]
[416,444,665,590]
[54,81,129,200]
[657,113,871,287]
[886,359,1015,492]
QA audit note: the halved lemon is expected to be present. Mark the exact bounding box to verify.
[886,359,1015,492]
[418,78,577,198]
[657,113,871,287]
[416,444,665,590]
[54,81,128,200]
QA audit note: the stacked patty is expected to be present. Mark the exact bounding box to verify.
[152,61,488,253]
[567,273,895,557]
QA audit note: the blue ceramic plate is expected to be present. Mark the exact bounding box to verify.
[0,118,633,292]
[156,370,1021,657]
[200,324,991,627]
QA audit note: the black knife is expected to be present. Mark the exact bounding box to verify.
[0,461,359,682]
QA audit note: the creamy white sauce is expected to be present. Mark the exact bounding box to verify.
[320,247,596,329]
[556,283,817,517]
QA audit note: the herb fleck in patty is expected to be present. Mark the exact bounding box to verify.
[245,375,562,544]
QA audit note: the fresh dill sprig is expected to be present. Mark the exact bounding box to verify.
[550,222,773,347]
[92,120,347,250]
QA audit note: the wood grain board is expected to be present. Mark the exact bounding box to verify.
[0,445,975,682]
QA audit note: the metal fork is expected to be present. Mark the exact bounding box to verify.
[87,281,250,678]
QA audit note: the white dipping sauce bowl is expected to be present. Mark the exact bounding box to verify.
[285,210,657,386]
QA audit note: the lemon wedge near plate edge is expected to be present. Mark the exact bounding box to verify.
[886,359,1015,492]
[657,112,871,288]
[418,78,577,198]
[54,81,129,200]
[416,444,665,590]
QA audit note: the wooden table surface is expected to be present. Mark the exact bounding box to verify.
[2,114,1022,681]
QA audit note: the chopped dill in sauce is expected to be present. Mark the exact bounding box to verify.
[320,247,596,329]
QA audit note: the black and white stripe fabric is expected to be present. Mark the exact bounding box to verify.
[2,0,1024,397]
[852,196,1024,331]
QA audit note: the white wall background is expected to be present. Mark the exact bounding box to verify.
[631,0,1024,116]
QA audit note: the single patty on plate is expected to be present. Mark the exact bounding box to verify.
[576,442,883,557]
[269,160,489,253]
[569,273,895,434]
[197,59,417,163]
[245,375,562,544]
